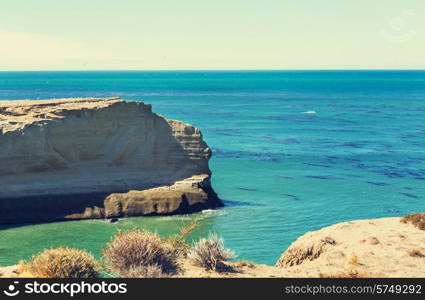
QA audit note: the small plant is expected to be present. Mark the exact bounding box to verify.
[401,213,425,230]
[162,218,199,258]
[124,264,166,278]
[102,229,176,277]
[19,247,100,278]
[179,219,199,236]
[188,233,235,271]
[162,234,190,258]
[346,252,358,265]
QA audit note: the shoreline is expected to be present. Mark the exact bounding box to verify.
[2,215,424,278]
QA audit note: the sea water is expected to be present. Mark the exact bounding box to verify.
[0,70,424,266]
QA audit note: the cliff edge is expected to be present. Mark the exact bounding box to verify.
[276,216,425,277]
[1,215,424,277]
[0,97,221,224]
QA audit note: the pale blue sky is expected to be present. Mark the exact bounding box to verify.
[0,0,423,70]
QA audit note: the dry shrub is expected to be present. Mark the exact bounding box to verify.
[409,249,425,258]
[179,219,198,236]
[124,264,166,278]
[162,219,199,258]
[102,229,176,277]
[19,248,100,278]
[401,213,425,230]
[162,234,190,258]
[188,233,235,271]
[346,252,359,265]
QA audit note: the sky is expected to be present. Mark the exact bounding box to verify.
[0,0,423,70]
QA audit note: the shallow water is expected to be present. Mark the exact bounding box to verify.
[1,70,425,265]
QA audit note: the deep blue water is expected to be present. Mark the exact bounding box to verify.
[1,70,425,265]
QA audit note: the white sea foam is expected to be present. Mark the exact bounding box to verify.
[302,110,316,114]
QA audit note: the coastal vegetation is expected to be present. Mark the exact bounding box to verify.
[102,229,178,277]
[401,213,425,230]
[17,248,100,278]
[346,252,359,266]
[2,213,424,278]
[187,233,235,271]
[9,220,237,278]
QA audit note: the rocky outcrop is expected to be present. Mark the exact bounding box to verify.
[67,174,218,219]
[0,97,221,225]
[276,217,425,277]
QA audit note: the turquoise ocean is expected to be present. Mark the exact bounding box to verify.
[1,70,425,266]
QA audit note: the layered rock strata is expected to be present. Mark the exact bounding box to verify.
[0,97,221,224]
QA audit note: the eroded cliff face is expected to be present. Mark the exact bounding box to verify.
[0,97,221,224]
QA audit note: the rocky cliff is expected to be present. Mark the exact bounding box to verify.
[0,97,221,224]
[276,216,425,277]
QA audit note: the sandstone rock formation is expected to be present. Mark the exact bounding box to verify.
[0,97,221,224]
[276,217,425,277]
[68,174,218,219]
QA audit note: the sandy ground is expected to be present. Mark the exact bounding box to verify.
[0,265,19,278]
[174,259,285,278]
[275,217,425,277]
[1,217,424,278]
[179,216,425,277]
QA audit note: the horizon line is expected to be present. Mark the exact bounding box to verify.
[0,69,425,72]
